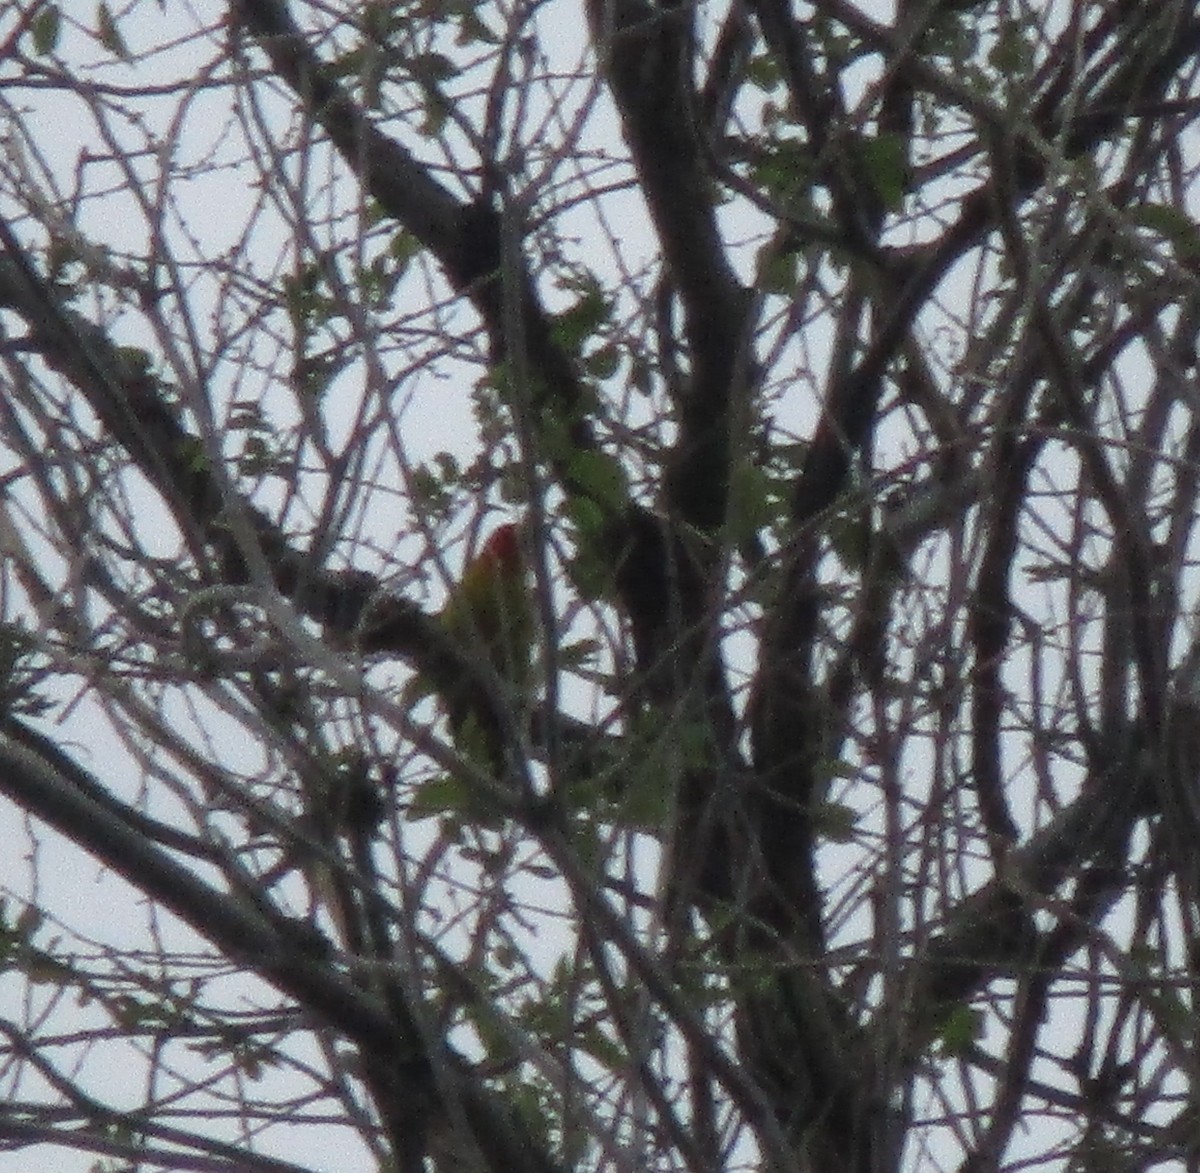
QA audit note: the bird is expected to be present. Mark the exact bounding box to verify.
[438,522,535,768]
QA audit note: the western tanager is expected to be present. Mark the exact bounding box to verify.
[439,522,534,758]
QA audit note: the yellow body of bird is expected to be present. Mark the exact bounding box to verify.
[439,523,535,763]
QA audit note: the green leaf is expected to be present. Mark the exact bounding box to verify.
[410,52,456,85]
[827,510,872,570]
[552,284,609,353]
[986,23,1034,77]
[359,254,399,307]
[23,950,73,985]
[15,904,42,941]
[411,461,456,519]
[584,343,621,380]
[454,8,500,46]
[96,2,131,60]
[812,800,858,842]
[31,5,61,54]
[113,345,153,381]
[327,44,368,84]
[578,1022,627,1070]
[751,141,815,213]
[407,773,472,821]
[176,435,209,474]
[282,265,329,330]
[566,450,628,513]
[604,770,671,828]
[756,246,800,296]
[935,1005,984,1056]
[745,52,782,90]
[729,462,780,539]
[855,133,909,212]
[1133,204,1200,262]
[0,622,50,716]
[388,229,421,273]
[565,547,608,603]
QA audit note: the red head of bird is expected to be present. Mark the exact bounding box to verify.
[479,522,523,575]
